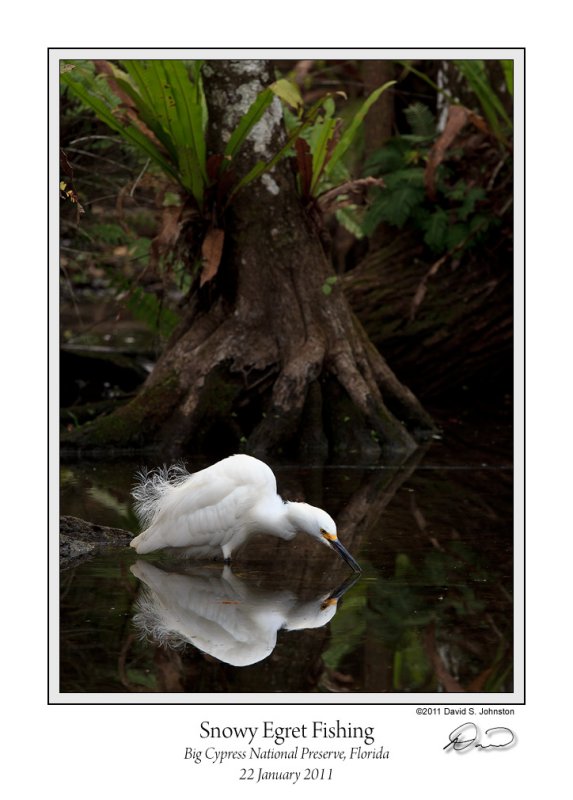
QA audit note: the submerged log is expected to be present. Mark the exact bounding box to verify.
[60,515,132,567]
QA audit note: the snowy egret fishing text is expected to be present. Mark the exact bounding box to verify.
[199,720,375,746]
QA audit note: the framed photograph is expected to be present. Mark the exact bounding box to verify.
[47,43,530,793]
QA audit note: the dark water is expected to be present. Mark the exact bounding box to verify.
[60,423,513,694]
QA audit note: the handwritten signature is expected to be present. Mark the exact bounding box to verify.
[444,723,516,752]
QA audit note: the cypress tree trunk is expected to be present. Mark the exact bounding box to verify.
[70,60,434,461]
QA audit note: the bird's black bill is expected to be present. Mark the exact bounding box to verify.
[327,572,362,602]
[329,539,362,572]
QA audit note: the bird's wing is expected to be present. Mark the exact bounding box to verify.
[150,477,258,549]
[132,455,278,553]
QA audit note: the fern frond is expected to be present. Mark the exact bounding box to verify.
[364,184,425,233]
[423,209,449,252]
[364,140,407,175]
[404,102,436,138]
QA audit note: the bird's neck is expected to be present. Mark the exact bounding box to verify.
[253,499,300,540]
[281,502,311,538]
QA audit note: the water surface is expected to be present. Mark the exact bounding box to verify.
[60,426,513,694]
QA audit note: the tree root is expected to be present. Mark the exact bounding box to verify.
[248,337,326,456]
[63,288,436,461]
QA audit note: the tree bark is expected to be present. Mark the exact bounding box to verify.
[68,60,435,460]
[362,60,395,156]
[342,233,513,401]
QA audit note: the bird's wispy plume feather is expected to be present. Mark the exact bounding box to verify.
[132,462,190,527]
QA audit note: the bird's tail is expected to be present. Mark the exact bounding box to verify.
[131,462,190,527]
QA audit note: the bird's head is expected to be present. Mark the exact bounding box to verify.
[286,502,361,572]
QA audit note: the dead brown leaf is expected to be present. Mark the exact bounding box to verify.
[295,138,313,199]
[409,214,491,321]
[150,205,182,269]
[409,252,448,321]
[425,106,491,200]
[200,227,225,286]
[93,60,164,149]
[425,106,469,201]
[317,176,385,214]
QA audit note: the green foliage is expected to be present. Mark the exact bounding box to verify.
[322,580,368,669]
[87,222,126,245]
[61,60,327,338]
[453,59,512,144]
[403,101,436,138]
[286,82,395,202]
[62,60,208,207]
[321,276,338,295]
[61,60,305,212]
[62,62,184,188]
[323,534,512,692]
[364,102,502,254]
[62,60,393,248]
[124,285,181,340]
[324,81,395,181]
[307,97,339,196]
[397,59,513,145]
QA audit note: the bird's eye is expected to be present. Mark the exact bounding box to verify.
[321,528,337,542]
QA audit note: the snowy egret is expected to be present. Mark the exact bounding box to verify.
[130,454,361,572]
[131,561,359,666]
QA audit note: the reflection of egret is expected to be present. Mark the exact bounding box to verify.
[131,561,359,667]
[130,455,360,571]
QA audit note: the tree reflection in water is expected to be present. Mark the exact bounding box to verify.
[60,442,513,694]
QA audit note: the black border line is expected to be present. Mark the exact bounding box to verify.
[50,46,525,706]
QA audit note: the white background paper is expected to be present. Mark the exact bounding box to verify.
[4,6,568,796]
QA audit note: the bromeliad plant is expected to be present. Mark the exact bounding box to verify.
[284,83,393,237]
[61,60,302,283]
[289,82,394,201]
[61,60,288,213]
[61,60,394,285]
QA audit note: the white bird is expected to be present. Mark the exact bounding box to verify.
[130,454,361,572]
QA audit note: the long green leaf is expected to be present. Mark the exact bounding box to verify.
[60,72,179,182]
[223,87,274,162]
[454,60,512,135]
[309,117,338,195]
[230,92,340,199]
[170,61,207,192]
[298,95,339,195]
[270,78,303,111]
[122,60,207,206]
[123,61,171,136]
[325,81,396,178]
[223,79,303,171]
[120,60,155,114]
[230,115,316,200]
[187,62,208,180]
[107,68,178,161]
[159,60,206,205]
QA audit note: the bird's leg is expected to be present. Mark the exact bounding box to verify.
[224,557,232,565]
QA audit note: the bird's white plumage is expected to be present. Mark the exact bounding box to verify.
[131,455,281,556]
[130,454,360,571]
